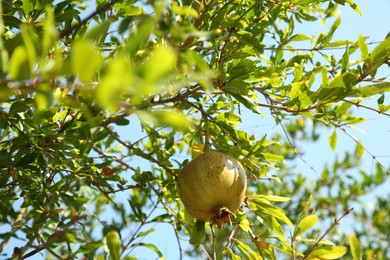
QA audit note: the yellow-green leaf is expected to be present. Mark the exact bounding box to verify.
[358,34,369,62]
[239,218,250,233]
[42,6,58,56]
[234,239,260,260]
[345,0,362,15]
[71,39,103,83]
[136,109,191,130]
[142,46,176,84]
[96,56,135,112]
[349,234,362,260]
[8,46,30,80]
[328,130,337,151]
[105,230,120,260]
[294,215,318,237]
[261,195,291,202]
[191,143,205,159]
[306,246,348,259]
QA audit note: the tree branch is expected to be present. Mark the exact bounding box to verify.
[60,0,120,38]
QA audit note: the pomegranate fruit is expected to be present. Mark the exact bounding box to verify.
[177,151,247,227]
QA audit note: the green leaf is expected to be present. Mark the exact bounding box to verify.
[189,220,205,246]
[85,20,111,42]
[42,6,57,56]
[345,0,362,15]
[294,215,318,237]
[234,239,260,260]
[141,46,177,84]
[349,234,362,260]
[288,34,313,43]
[21,0,34,18]
[328,130,337,151]
[9,101,30,115]
[260,195,291,202]
[172,2,199,18]
[105,230,121,260]
[317,71,358,103]
[8,45,30,80]
[224,79,249,95]
[358,34,369,62]
[137,228,156,238]
[350,82,390,97]
[229,93,262,115]
[356,143,365,158]
[340,45,349,72]
[368,36,390,69]
[96,55,135,111]
[251,198,293,227]
[136,243,164,259]
[297,195,313,224]
[319,16,341,45]
[306,246,348,259]
[262,152,284,163]
[14,152,37,167]
[239,218,250,232]
[136,109,191,130]
[114,118,130,126]
[71,39,103,83]
[225,248,241,260]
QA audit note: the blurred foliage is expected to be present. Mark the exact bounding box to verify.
[0,0,389,259]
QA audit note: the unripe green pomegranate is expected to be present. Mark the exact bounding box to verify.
[177,151,247,227]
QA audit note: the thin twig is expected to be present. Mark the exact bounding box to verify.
[263,41,382,52]
[344,99,390,117]
[247,226,265,260]
[302,208,354,260]
[60,0,120,38]
[334,124,389,172]
[211,224,217,260]
[121,200,160,257]
[291,231,296,260]
[101,124,177,177]
[224,223,240,260]
[278,116,322,180]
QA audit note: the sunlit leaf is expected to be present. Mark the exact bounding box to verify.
[136,243,165,259]
[318,71,358,103]
[71,39,103,83]
[328,130,337,151]
[345,0,362,15]
[137,228,155,238]
[358,34,369,62]
[141,46,177,84]
[105,230,121,260]
[306,246,348,259]
[8,46,30,80]
[350,82,390,98]
[239,218,250,232]
[192,143,205,159]
[136,109,191,130]
[294,215,318,237]
[368,36,390,69]
[349,234,362,260]
[234,239,260,260]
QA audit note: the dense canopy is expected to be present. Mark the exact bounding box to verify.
[0,0,389,259]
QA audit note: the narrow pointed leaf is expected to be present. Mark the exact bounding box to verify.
[294,215,318,237]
